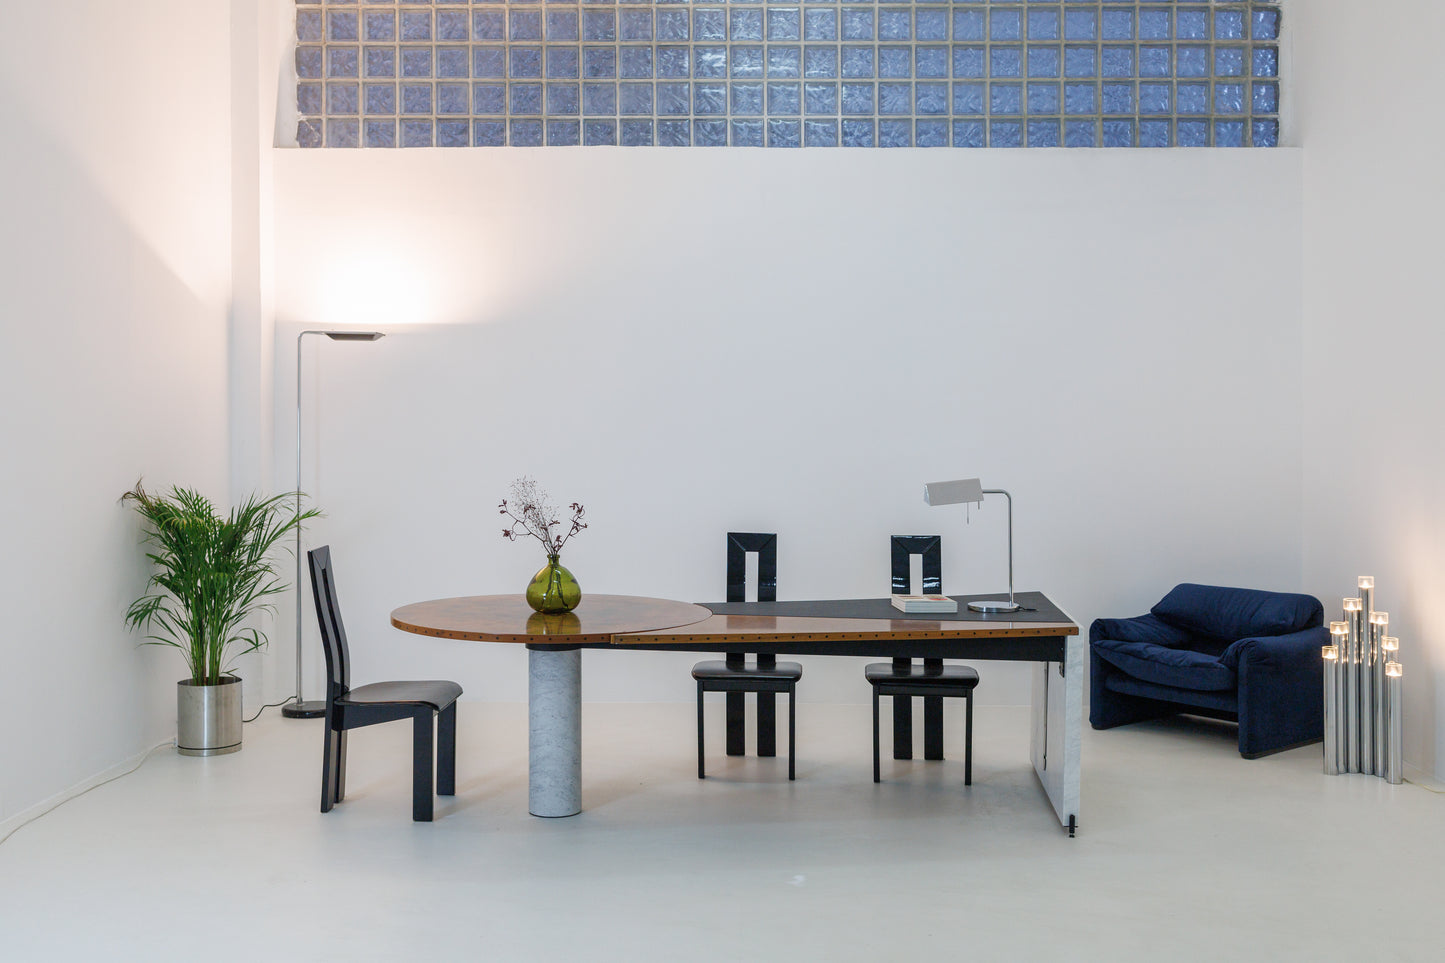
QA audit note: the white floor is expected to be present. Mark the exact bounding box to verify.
[0,702,1439,962]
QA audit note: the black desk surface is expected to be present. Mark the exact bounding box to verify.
[698,591,1072,625]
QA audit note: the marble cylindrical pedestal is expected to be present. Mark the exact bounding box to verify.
[528,646,582,817]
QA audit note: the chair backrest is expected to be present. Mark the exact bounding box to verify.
[726,532,777,603]
[1151,583,1324,641]
[891,535,942,595]
[308,545,350,700]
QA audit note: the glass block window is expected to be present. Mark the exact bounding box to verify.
[293,0,1281,148]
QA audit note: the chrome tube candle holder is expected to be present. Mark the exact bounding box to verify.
[1328,579,1405,785]
[1329,621,1348,774]
[1385,661,1403,785]
[1342,598,1363,773]
[1321,645,1339,775]
[1370,611,1388,773]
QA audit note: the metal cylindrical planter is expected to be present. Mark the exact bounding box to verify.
[177,675,243,756]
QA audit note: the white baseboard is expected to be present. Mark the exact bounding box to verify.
[0,740,171,844]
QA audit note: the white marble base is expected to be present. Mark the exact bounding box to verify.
[528,647,582,817]
[1030,635,1083,831]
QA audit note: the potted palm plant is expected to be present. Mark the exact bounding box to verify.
[123,483,319,756]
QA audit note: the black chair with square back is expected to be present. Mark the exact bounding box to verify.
[309,545,463,821]
[868,535,979,784]
[691,533,801,780]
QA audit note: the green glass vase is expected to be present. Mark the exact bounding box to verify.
[526,554,581,614]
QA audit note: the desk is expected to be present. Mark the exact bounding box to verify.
[391,592,1082,834]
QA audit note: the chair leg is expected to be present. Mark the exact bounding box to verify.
[320,722,338,813]
[697,681,706,780]
[334,729,348,803]
[964,691,974,787]
[412,712,435,822]
[437,703,457,796]
[872,687,881,784]
[787,684,796,781]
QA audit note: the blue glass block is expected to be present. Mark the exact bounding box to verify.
[1175,45,1208,78]
[583,120,617,145]
[990,46,1021,78]
[841,9,873,40]
[989,120,1021,147]
[916,10,947,41]
[1176,8,1208,40]
[1064,10,1096,41]
[1139,83,1169,114]
[657,82,691,114]
[329,11,358,42]
[1027,120,1059,147]
[1251,119,1278,147]
[1215,10,1245,41]
[326,118,359,148]
[693,119,727,145]
[1215,47,1244,77]
[915,46,947,79]
[547,120,580,146]
[1063,83,1095,115]
[990,8,1021,41]
[583,10,616,42]
[436,47,467,78]
[328,82,359,115]
[1101,8,1132,41]
[914,119,946,147]
[584,46,617,78]
[658,46,690,78]
[1027,9,1058,41]
[1177,83,1207,114]
[579,81,616,115]
[915,82,947,114]
[1252,47,1278,78]
[803,45,838,78]
[510,83,543,114]
[1028,46,1060,78]
[473,47,505,79]
[399,119,430,148]
[364,119,395,147]
[473,83,506,114]
[473,121,506,147]
[1252,9,1280,41]
[328,47,359,78]
[697,46,728,78]
[842,45,874,78]
[842,119,875,147]
[952,119,985,147]
[767,118,802,147]
[769,8,802,41]
[1027,82,1059,114]
[769,46,802,77]
[841,82,874,114]
[438,10,469,42]
[1101,47,1132,78]
[363,47,395,80]
[879,119,911,147]
[511,120,544,147]
[1139,119,1170,147]
[401,48,431,79]
[297,46,323,79]
[1101,119,1133,147]
[298,10,323,43]
[804,118,838,146]
[1063,120,1094,147]
[620,47,654,78]
[804,9,837,41]
[732,45,765,77]
[401,11,431,42]
[659,9,690,40]
[878,82,911,115]
[691,81,725,113]
[1101,83,1134,115]
[879,47,911,78]
[696,9,727,41]
[804,81,837,113]
[953,46,985,78]
[475,11,506,41]
[438,119,469,147]
[621,120,654,145]
[1214,120,1245,147]
[1215,83,1244,113]
[510,11,542,41]
[511,47,542,79]
[1252,81,1278,115]
[365,12,395,43]
[547,82,580,114]
[616,9,648,40]
[732,9,765,41]
[732,82,764,113]
[990,82,1021,115]
[1138,8,1170,41]
[298,82,323,115]
[878,10,910,41]
[732,119,765,146]
[1064,46,1095,78]
[952,82,984,115]
[438,83,469,113]
[1139,46,1170,78]
[768,81,801,113]
[953,10,985,41]
[1177,119,1208,146]
[399,83,429,114]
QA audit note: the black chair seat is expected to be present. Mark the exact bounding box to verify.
[339,680,463,711]
[692,660,802,683]
[864,663,979,688]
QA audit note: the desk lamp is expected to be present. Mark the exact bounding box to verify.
[923,478,1020,613]
[283,329,385,719]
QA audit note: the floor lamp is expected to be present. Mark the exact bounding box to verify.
[282,329,385,719]
[923,477,1021,614]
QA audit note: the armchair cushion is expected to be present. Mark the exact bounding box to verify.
[1092,637,1236,692]
[1089,613,1192,649]
[1151,583,1323,642]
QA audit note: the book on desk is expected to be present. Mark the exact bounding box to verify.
[890,594,959,614]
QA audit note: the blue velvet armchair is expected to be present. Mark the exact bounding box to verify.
[1090,584,1328,758]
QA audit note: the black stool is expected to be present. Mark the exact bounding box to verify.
[867,662,978,784]
[693,660,800,780]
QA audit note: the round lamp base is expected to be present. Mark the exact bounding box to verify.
[281,700,327,719]
[967,600,1022,614]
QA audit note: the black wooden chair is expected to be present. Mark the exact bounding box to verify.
[869,535,978,783]
[309,545,463,821]
[692,533,801,780]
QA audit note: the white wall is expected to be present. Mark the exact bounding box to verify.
[1293,0,1445,779]
[0,4,233,823]
[269,148,1304,711]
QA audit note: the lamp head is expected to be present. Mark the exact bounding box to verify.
[324,331,385,341]
[924,478,984,507]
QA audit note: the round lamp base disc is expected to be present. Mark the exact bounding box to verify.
[281,700,327,719]
[967,600,1022,614]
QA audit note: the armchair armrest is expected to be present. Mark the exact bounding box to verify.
[1222,625,1330,757]
[1089,613,1191,649]
[1220,626,1330,673]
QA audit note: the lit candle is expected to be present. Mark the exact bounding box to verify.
[1385,661,1403,785]
[1341,602,1363,773]
[1322,645,1339,775]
